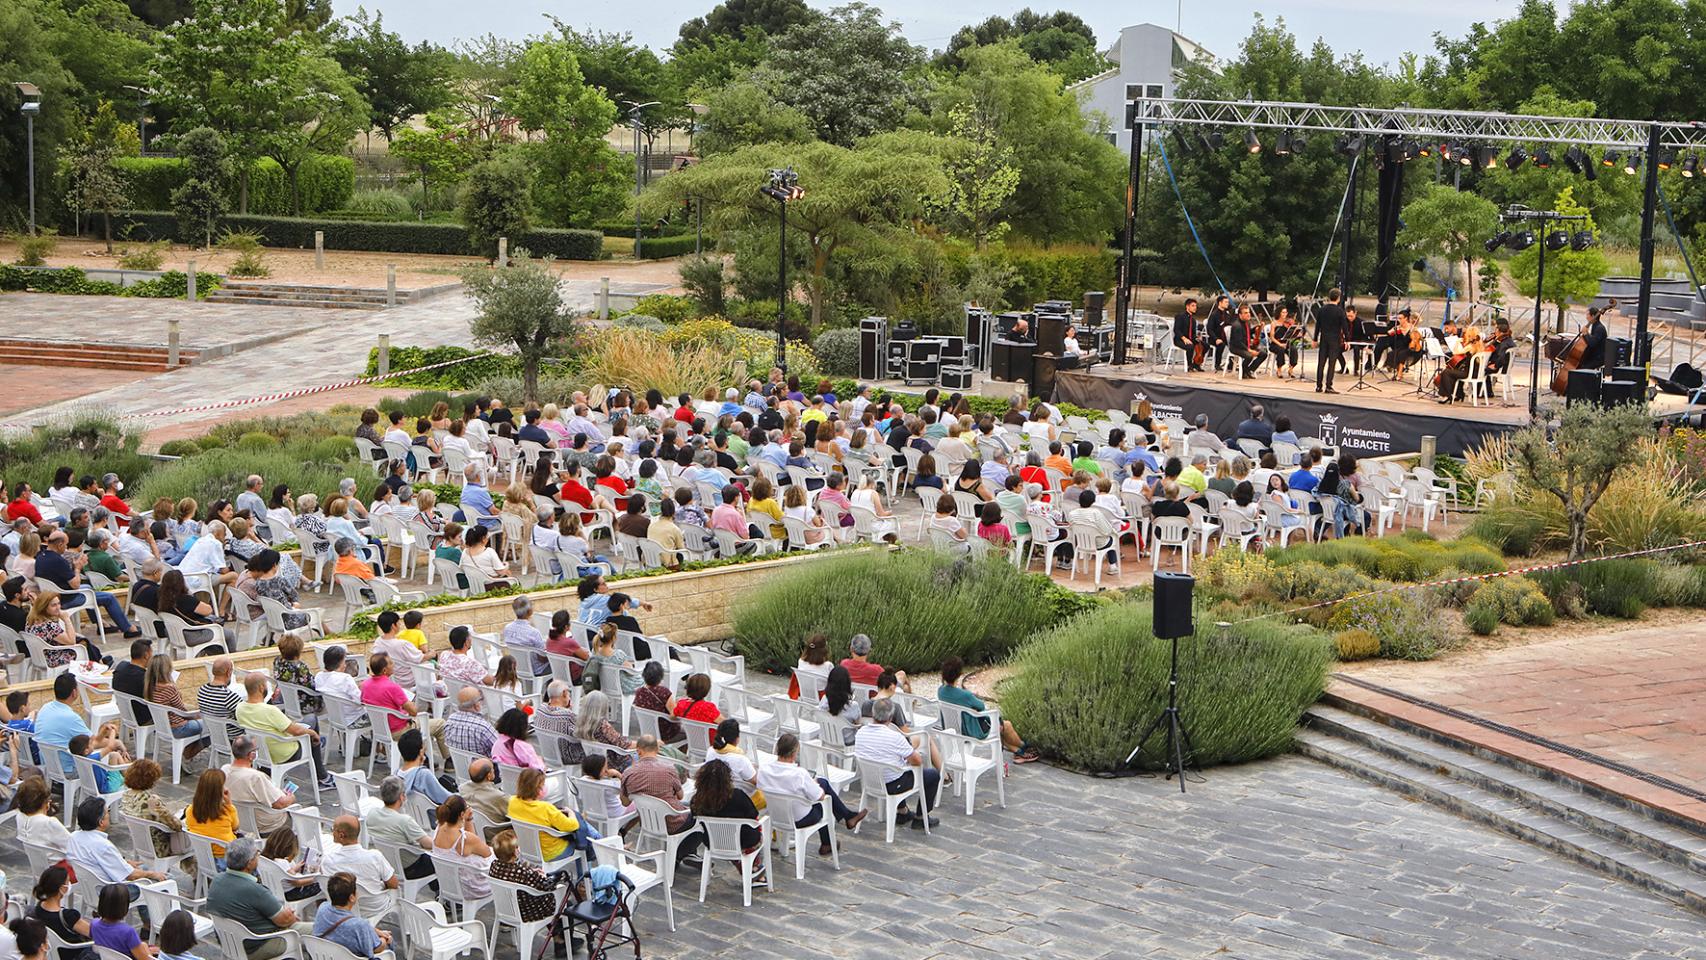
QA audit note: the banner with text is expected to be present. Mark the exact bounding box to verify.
[1054,371,1517,457]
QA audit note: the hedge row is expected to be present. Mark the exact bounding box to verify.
[114,156,355,216]
[364,345,520,388]
[110,211,603,260]
[635,234,699,259]
[593,220,690,238]
[0,266,222,299]
[943,242,1116,306]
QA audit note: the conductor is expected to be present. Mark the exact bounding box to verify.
[1314,288,1349,394]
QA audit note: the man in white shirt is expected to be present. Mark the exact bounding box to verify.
[852,699,938,829]
[66,796,178,893]
[1186,414,1226,455]
[756,733,866,853]
[318,814,399,921]
[313,645,363,703]
[178,519,237,591]
[1066,488,1121,571]
[224,735,297,834]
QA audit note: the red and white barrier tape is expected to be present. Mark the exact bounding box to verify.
[2,352,491,429]
[1229,537,1706,624]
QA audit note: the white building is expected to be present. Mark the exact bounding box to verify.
[1069,23,1213,153]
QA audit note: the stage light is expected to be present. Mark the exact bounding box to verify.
[1506,145,1528,170]
[1506,230,1536,251]
[1545,230,1570,251]
[1563,146,1584,174]
[1684,153,1699,178]
[1402,139,1420,161]
[1570,230,1595,251]
[1602,150,1619,168]
[1291,130,1308,151]
[1533,147,1552,168]
[1385,139,1405,163]
[1244,129,1261,154]
[1417,142,1433,158]
[1458,144,1474,166]
[1624,152,1640,176]
[1475,145,1499,169]
[1197,131,1214,152]
[1658,148,1676,170]
[1440,141,1458,162]
[1484,230,1511,253]
[1337,134,1364,156]
[1274,130,1292,155]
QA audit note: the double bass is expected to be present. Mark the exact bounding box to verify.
[1190,318,1209,368]
[1547,325,1590,395]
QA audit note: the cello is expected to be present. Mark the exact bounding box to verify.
[1548,324,1589,395]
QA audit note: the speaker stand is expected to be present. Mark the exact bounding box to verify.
[1123,631,1200,792]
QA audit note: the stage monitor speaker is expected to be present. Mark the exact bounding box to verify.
[1611,365,1646,390]
[1084,290,1106,326]
[1566,368,1602,406]
[1601,380,1638,405]
[1035,314,1067,356]
[1604,337,1632,372]
[1030,353,1061,400]
[1153,572,1194,640]
[858,317,886,381]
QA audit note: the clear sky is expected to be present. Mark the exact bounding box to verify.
[335,0,1516,69]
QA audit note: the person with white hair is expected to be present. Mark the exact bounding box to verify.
[235,476,267,519]
[176,519,238,603]
[337,478,370,522]
[501,595,550,677]
[853,698,939,831]
[1186,414,1226,455]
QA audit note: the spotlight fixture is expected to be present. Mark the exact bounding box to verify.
[1658,148,1677,170]
[1506,230,1536,251]
[1458,144,1474,166]
[1417,142,1433,159]
[1683,153,1699,178]
[1624,152,1640,176]
[1274,130,1292,156]
[1484,230,1511,253]
[1386,139,1406,163]
[1533,147,1553,168]
[1475,144,1499,169]
[1402,139,1421,161]
[1563,146,1585,174]
[1337,134,1364,156]
[1545,230,1570,251]
[1244,129,1261,154]
[1440,141,1458,162]
[1570,230,1595,251]
[1602,150,1619,168]
[1290,130,1308,151]
[1506,145,1528,170]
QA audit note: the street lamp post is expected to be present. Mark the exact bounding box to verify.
[15,82,41,235]
[622,100,660,253]
[123,84,150,152]
[761,168,804,374]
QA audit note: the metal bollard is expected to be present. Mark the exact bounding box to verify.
[1420,435,1436,469]
[167,319,181,368]
[498,237,508,269]
[377,334,391,378]
[387,265,396,307]
[598,277,610,320]
[315,230,324,271]
[186,258,196,302]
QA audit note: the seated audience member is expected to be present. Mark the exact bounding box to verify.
[366,776,437,885]
[689,755,762,858]
[854,698,939,830]
[1150,480,1191,519]
[488,828,568,930]
[839,632,905,689]
[757,732,868,854]
[938,656,1038,761]
[507,767,583,863]
[312,871,394,960]
[206,835,318,960]
[317,815,398,923]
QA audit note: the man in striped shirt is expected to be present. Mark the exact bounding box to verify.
[196,657,243,739]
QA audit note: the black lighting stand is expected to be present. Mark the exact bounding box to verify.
[1485,204,1593,418]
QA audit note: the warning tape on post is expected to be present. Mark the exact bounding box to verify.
[1,352,492,430]
[1228,538,1706,625]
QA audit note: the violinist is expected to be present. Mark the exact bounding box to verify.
[1382,308,1424,377]
[1228,303,1266,377]
[1434,323,1487,404]
[1206,294,1233,373]
[1267,305,1301,378]
[1173,298,1203,372]
[1487,317,1515,378]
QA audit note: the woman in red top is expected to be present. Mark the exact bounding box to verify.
[557,462,600,522]
[6,482,42,524]
[592,455,629,512]
[1018,455,1053,503]
[671,672,722,723]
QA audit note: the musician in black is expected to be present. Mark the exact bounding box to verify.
[1206,294,1233,372]
[1580,306,1609,368]
[1173,297,1201,371]
[1228,303,1266,378]
[1314,288,1349,394]
[1267,305,1301,377]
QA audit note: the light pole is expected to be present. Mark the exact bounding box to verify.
[1485,204,1593,417]
[622,100,660,253]
[122,84,150,152]
[14,82,41,235]
[761,168,804,374]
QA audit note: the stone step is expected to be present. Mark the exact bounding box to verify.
[1305,705,1706,876]
[1296,722,1706,918]
[215,288,392,304]
[201,293,386,310]
[0,339,200,371]
[216,280,460,303]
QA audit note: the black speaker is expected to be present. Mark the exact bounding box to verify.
[1611,365,1646,390]
[1030,352,1060,399]
[1566,368,1602,406]
[1153,571,1194,640]
[1084,290,1106,325]
[1035,314,1067,355]
[1604,337,1632,373]
[858,317,886,381]
[1601,379,1638,405]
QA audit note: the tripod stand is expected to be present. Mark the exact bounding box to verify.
[1124,629,1198,792]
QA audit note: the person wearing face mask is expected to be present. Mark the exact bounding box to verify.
[97,474,132,519]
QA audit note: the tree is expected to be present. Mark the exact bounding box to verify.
[458,152,532,259]
[694,79,814,156]
[449,34,523,143]
[461,251,578,406]
[64,102,132,251]
[636,138,949,326]
[942,104,1018,248]
[255,52,369,216]
[667,30,771,95]
[1509,401,1652,559]
[552,24,688,153]
[758,3,924,146]
[169,126,231,248]
[1398,183,1500,301]
[677,0,813,46]
[125,0,192,28]
[1478,260,1506,306]
[1510,186,1610,329]
[925,42,1121,245]
[502,39,628,227]
[389,110,480,207]
[938,9,1110,82]
[330,8,455,143]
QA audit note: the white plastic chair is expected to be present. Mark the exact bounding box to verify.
[398,895,491,960]
[695,815,773,907]
[427,851,497,933]
[853,756,928,843]
[764,787,841,880]
[489,877,572,960]
[1150,516,1192,573]
[211,916,299,960]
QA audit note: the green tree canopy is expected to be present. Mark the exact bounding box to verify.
[757,3,924,147]
[553,24,688,150]
[330,8,455,142]
[938,9,1110,82]
[461,251,579,406]
[677,0,813,46]
[501,38,627,226]
[1509,185,1610,327]
[1398,183,1500,301]
[694,79,814,156]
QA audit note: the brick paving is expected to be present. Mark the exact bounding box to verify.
[1344,619,1706,797]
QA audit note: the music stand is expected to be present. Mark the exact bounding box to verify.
[1345,341,1378,392]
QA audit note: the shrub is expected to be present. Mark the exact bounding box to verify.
[468,373,580,408]
[811,327,862,376]
[1648,562,1706,607]
[635,234,699,259]
[155,439,201,457]
[1462,576,1556,635]
[8,230,59,266]
[122,270,223,299]
[613,314,667,333]
[116,155,354,215]
[731,550,1070,673]
[1465,506,1546,556]
[1328,590,1452,660]
[340,189,414,221]
[109,211,602,260]
[1268,533,1504,582]
[1001,601,1332,772]
[459,153,532,258]
[678,255,728,315]
[1462,598,1502,635]
[135,442,364,508]
[1271,561,1378,603]
[363,346,519,388]
[235,432,280,451]
[116,241,166,271]
[724,297,810,343]
[220,230,269,278]
[624,294,696,324]
[1532,559,1665,619]
[1333,628,1381,660]
[1198,547,1275,600]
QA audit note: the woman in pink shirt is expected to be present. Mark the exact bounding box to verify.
[491,707,545,770]
[359,653,417,735]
